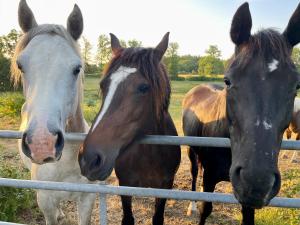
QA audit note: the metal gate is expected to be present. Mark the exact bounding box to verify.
[0,130,300,225]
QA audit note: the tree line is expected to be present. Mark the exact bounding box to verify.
[2,29,300,91]
[82,34,227,79]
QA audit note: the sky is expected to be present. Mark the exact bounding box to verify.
[0,0,299,59]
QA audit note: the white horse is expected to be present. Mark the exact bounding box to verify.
[11,1,96,224]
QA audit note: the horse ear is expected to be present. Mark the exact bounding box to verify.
[67,4,83,40]
[283,3,300,47]
[230,2,252,46]
[18,0,38,33]
[154,32,169,61]
[110,33,123,56]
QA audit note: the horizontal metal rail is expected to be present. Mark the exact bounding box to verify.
[0,178,299,208]
[0,222,25,225]
[1,130,300,150]
[1,130,300,225]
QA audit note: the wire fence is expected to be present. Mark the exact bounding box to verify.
[0,130,300,225]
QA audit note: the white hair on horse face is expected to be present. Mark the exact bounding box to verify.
[92,66,137,132]
[263,120,272,130]
[268,59,279,72]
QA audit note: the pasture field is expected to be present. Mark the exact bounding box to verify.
[0,77,299,224]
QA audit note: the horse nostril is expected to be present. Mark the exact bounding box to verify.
[90,153,103,170]
[91,154,102,167]
[21,132,32,159]
[233,166,242,179]
[54,131,64,157]
[43,157,55,163]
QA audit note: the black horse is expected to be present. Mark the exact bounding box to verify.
[183,2,300,225]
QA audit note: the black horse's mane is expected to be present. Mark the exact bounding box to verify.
[232,29,293,69]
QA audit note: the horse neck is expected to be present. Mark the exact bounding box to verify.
[66,78,88,133]
[212,89,227,120]
[145,110,171,135]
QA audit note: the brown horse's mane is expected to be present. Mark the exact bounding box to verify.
[229,29,293,69]
[103,47,171,121]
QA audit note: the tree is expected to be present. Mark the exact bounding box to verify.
[0,29,21,58]
[178,55,200,74]
[198,45,224,76]
[120,39,127,48]
[0,29,22,91]
[0,54,13,91]
[81,36,93,65]
[205,45,222,58]
[198,56,224,75]
[164,42,179,78]
[96,34,111,70]
[292,47,300,71]
[127,39,142,48]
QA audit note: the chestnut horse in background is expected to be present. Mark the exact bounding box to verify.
[281,97,300,162]
[183,2,300,225]
[79,33,181,225]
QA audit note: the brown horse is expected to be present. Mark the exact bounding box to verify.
[183,2,300,225]
[79,33,181,225]
[281,97,300,162]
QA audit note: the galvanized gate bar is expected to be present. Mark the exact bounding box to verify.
[0,222,25,225]
[1,130,300,150]
[99,194,107,225]
[0,178,300,208]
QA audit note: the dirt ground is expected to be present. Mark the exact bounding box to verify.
[1,136,299,225]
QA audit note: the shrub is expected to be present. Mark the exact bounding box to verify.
[0,151,34,222]
[185,76,223,82]
[0,55,14,92]
[0,92,24,118]
[170,76,185,81]
[83,104,99,124]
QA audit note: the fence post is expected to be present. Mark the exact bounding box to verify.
[99,193,108,225]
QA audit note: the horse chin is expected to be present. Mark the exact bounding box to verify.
[85,165,114,182]
[233,190,271,209]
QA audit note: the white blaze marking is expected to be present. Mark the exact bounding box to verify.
[263,120,272,130]
[91,66,137,132]
[268,59,279,72]
[255,119,260,127]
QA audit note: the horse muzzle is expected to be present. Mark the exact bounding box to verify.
[22,127,64,164]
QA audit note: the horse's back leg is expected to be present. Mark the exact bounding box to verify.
[198,170,217,225]
[37,191,60,225]
[187,146,199,216]
[241,205,255,225]
[153,198,167,225]
[121,195,134,225]
[291,133,300,163]
[77,193,96,225]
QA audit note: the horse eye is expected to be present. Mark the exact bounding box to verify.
[17,61,23,72]
[137,83,150,94]
[73,65,82,76]
[224,77,231,87]
[296,83,300,90]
